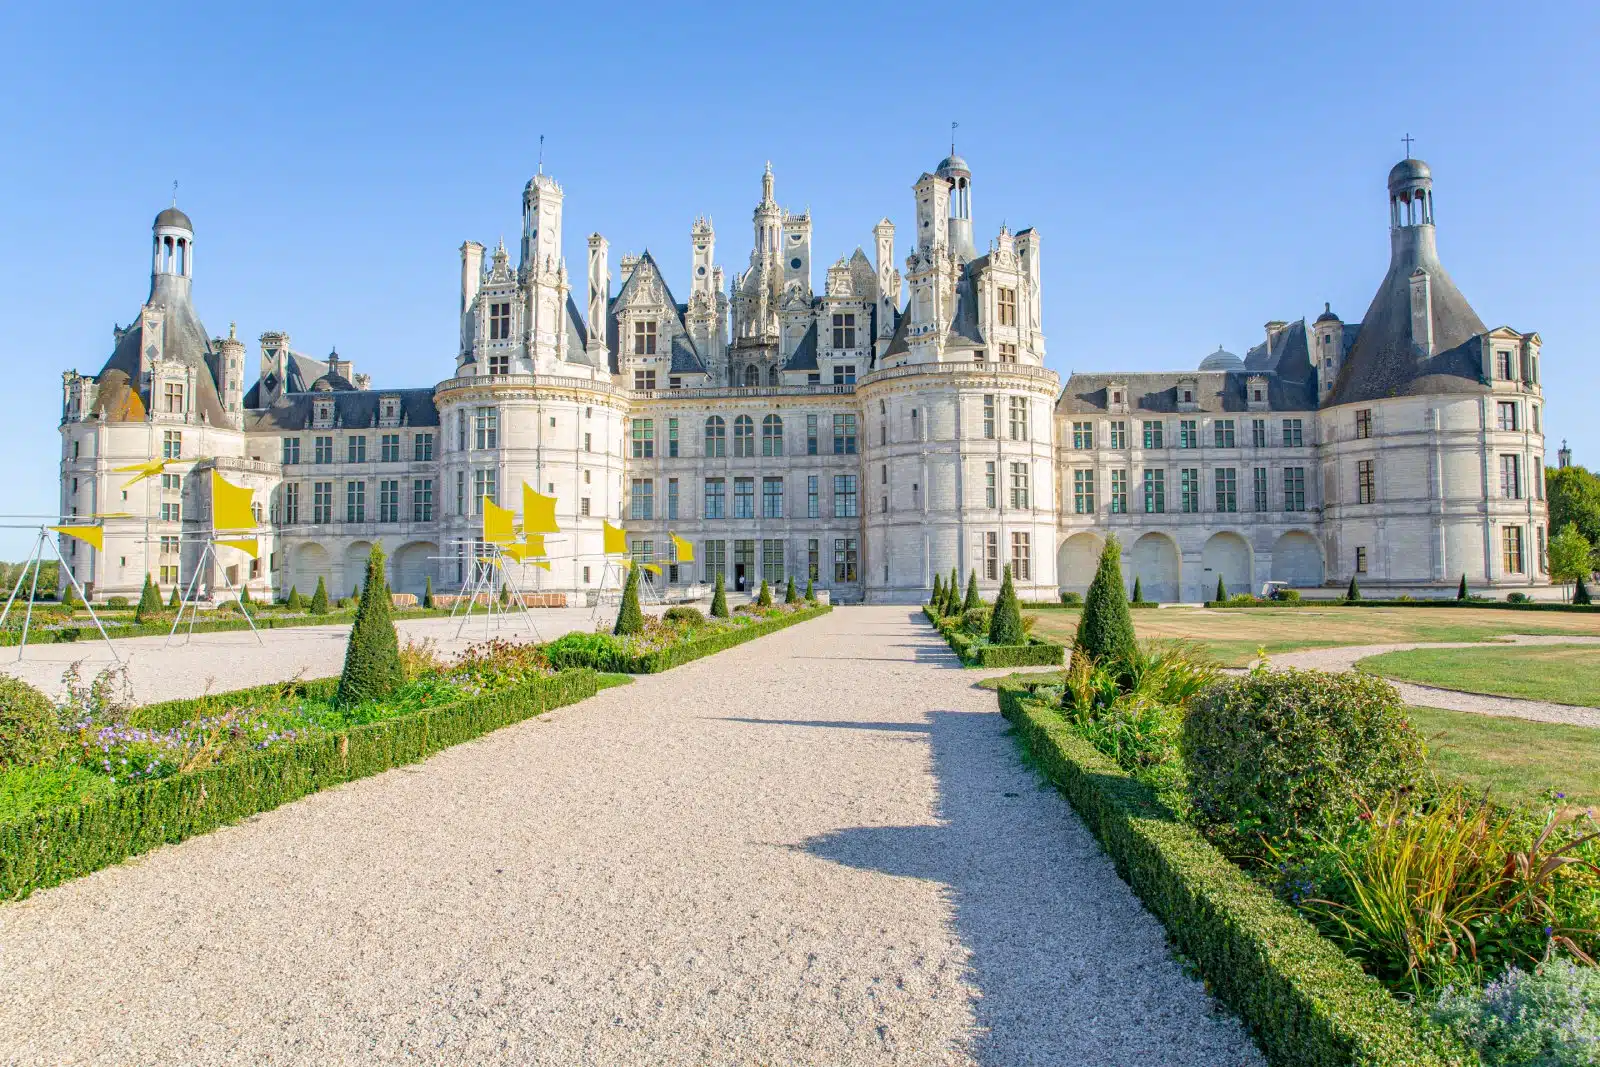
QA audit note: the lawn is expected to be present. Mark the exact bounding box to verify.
[1408,705,1600,808]
[1025,605,1600,667]
[1356,643,1600,707]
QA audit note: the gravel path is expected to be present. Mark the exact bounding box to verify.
[1268,635,1600,727]
[0,606,1261,1066]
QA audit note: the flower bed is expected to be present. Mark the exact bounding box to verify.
[922,606,1064,667]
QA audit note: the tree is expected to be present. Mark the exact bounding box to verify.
[1131,576,1143,604]
[310,576,329,615]
[1073,535,1138,669]
[614,563,644,635]
[239,585,252,605]
[422,575,434,610]
[932,573,943,610]
[964,570,981,614]
[335,544,402,707]
[949,568,960,612]
[60,584,78,610]
[804,577,815,602]
[1548,464,1600,559]
[1215,576,1228,603]
[785,576,799,605]
[757,579,773,607]
[351,584,360,603]
[1549,523,1595,601]
[988,565,1025,645]
[1457,574,1469,601]
[286,586,303,610]
[710,571,729,618]
[168,583,181,609]
[135,574,162,622]
[1577,574,1593,606]
[498,583,510,607]
[1346,575,1361,602]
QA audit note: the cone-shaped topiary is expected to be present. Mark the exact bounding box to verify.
[351,585,360,603]
[1458,574,1469,601]
[60,584,78,610]
[135,574,162,622]
[1073,535,1138,669]
[1131,576,1143,603]
[422,575,434,609]
[785,576,799,604]
[240,585,252,605]
[310,576,329,615]
[931,573,943,610]
[711,572,729,617]
[988,565,1025,645]
[614,563,644,635]
[804,577,815,602]
[1215,576,1227,604]
[1346,575,1361,602]
[948,568,960,613]
[1577,574,1593,606]
[335,544,402,707]
[498,583,510,607]
[287,586,303,610]
[168,583,181,608]
[757,579,773,607]
[963,569,981,614]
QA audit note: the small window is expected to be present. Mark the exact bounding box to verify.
[997,287,1017,327]
[634,320,658,356]
[1355,409,1372,439]
[1355,546,1368,574]
[633,369,656,391]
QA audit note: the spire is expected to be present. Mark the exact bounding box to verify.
[761,161,775,206]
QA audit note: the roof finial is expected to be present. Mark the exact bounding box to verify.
[537,134,544,174]
[1401,132,1415,159]
[951,121,958,156]
[171,180,178,207]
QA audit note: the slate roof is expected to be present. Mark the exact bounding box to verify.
[944,264,986,351]
[605,251,707,376]
[244,387,440,431]
[1056,369,1317,415]
[96,283,228,425]
[784,322,819,371]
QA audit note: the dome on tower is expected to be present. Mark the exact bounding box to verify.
[936,154,970,178]
[1198,346,1243,371]
[154,206,192,230]
[1387,158,1431,190]
[1315,302,1341,324]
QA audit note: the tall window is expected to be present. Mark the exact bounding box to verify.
[630,478,654,520]
[733,415,755,457]
[1284,467,1306,511]
[473,469,496,515]
[348,435,368,463]
[1073,469,1095,514]
[1011,532,1031,580]
[1251,418,1267,448]
[985,462,997,508]
[1532,405,1541,434]
[163,382,185,413]
[1503,526,1524,573]
[832,313,856,349]
[378,479,400,522]
[762,476,784,518]
[489,302,511,340]
[806,414,819,455]
[458,414,467,451]
[313,481,332,523]
[633,370,656,391]
[734,477,754,518]
[632,419,654,459]
[1356,546,1368,574]
[704,416,726,457]
[1142,421,1163,449]
[1110,469,1128,513]
[762,414,784,456]
[761,540,785,584]
[702,539,726,581]
[1282,419,1304,447]
[667,478,679,520]
[984,532,999,580]
[633,320,657,355]
[282,437,300,464]
[834,538,858,582]
[1143,469,1165,514]
[1496,351,1514,380]
[163,430,182,459]
[1180,468,1200,513]
[704,478,725,518]
[1072,421,1093,449]
[346,480,366,522]
[474,407,498,449]
[1252,467,1268,511]
[1500,454,1522,499]
[1497,401,1519,432]
[1109,421,1127,449]
[456,471,465,516]
[1214,419,1236,448]
[1178,420,1198,449]
[381,433,401,462]
[282,483,301,524]
[997,287,1017,326]
[667,417,679,457]
[412,478,434,522]
[1009,397,1029,441]
[1009,462,1030,509]
[1215,468,1238,512]
[833,474,858,518]
[413,433,434,461]
[983,395,996,439]
[833,414,857,455]
[1355,409,1373,439]
[1357,459,1376,504]
[807,539,820,582]
[802,474,818,518]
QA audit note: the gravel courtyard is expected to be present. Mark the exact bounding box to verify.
[0,606,1262,1066]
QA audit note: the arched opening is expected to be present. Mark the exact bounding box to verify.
[1201,532,1252,599]
[344,540,375,596]
[392,541,439,599]
[1271,531,1325,587]
[289,542,331,600]
[1056,532,1103,596]
[1130,532,1180,603]
[769,365,781,386]
[743,364,760,387]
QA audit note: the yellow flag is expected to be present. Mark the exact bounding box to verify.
[482,499,516,545]
[216,537,259,558]
[522,483,561,534]
[603,521,627,555]
[50,525,103,552]
[113,459,167,487]
[529,559,551,571]
[211,470,256,531]
[502,543,526,562]
[523,534,547,558]
[642,563,663,576]
[670,533,694,563]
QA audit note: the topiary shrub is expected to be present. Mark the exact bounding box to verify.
[1059,590,1082,605]
[310,577,328,615]
[0,676,65,769]
[286,586,302,610]
[804,577,815,602]
[963,570,981,614]
[1181,667,1427,854]
[1214,576,1227,603]
[614,563,644,635]
[422,575,434,610]
[1074,535,1138,669]
[1507,591,1530,604]
[959,606,991,636]
[168,583,181,608]
[1270,587,1301,603]
[106,596,129,610]
[60,585,78,611]
[1577,574,1593,606]
[663,605,704,626]
[135,574,162,622]
[498,584,510,607]
[932,573,944,610]
[543,631,626,671]
[988,565,1025,645]
[785,576,798,605]
[1131,576,1143,604]
[757,579,773,608]
[1458,574,1469,601]
[335,544,403,707]
[710,572,729,618]
[1346,575,1361,601]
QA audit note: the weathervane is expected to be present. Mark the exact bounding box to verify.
[538,134,544,174]
[171,179,178,206]
[951,121,958,155]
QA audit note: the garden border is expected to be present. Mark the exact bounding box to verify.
[997,684,1470,1067]
[627,604,832,672]
[922,606,1065,667]
[0,607,459,646]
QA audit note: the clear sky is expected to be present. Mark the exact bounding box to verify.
[1,2,1594,558]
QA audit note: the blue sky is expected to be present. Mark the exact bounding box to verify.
[1,2,1594,557]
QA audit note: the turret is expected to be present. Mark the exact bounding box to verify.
[913,171,950,253]
[151,204,194,304]
[586,233,610,361]
[753,162,781,259]
[782,211,811,294]
[936,154,975,261]
[521,173,563,274]
[1313,302,1343,398]
[211,322,246,424]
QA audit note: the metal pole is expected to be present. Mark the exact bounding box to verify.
[48,534,121,665]
[19,532,44,660]
[0,530,40,632]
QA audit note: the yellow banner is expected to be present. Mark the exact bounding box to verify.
[211,470,256,531]
[482,499,516,545]
[113,459,167,487]
[603,521,627,555]
[670,533,694,563]
[524,533,546,557]
[529,559,551,571]
[216,537,260,558]
[522,483,561,534]
[642,563,663,576]
[49,525,103,552]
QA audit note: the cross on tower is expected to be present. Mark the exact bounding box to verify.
[1401,133,1415,159]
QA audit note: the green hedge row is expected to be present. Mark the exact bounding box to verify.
[0,669,598,900]
[0,607,457,646]
[132,678,339,730]
[923,607,1065,668]
[997,685,1470,1067]
[625,604,832,672]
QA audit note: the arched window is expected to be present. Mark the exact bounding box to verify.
[762,414,783,457]
[704,415,726,457]
[733,414,755,457]
[744,364,760,387]
[769,365,781,386]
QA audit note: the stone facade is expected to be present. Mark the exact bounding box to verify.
[56,154,1546,605]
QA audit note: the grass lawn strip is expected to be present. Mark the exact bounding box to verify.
[1407,705,1600,809]
[1358,644,1600,708]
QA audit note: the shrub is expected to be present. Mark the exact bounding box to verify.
[804,577,815,602]
[239,586,252,606]
[335,544,402,707]
[543,631,626,672]
[285,586,303,611]
[959,606,991,636]
[614,564,644,635]
[136,574,162,621]
[1181,667,1427,854]
[0,676,64,769]
[785,576,798,605]
[988,565,1025,645]
[1347,575,1362,601]
[498,584,510,607]
[1432,957,1600,1066]
[961,571,979,613]
[106,596,129,610]
[168,584,180,608]
[310,577,329,615]
[0,763,116,823]
[1215,576,1227,603]
[1578,575,1593,606]
[1059,590,1082,605]
[932,573,944,609]
[422,575,434,610]
[1131,576,1143,603]
[1272,587,1302,603]
[1458,574,1469,601]
[710,572,729,618]
[757,579,773,608]
[1074,535,1138,669]
[335,598,352,610]
[1507,592,1530,604]
[663,605,704,626]
[60,585,78,610]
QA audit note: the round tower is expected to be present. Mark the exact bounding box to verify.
[151,204,194,302]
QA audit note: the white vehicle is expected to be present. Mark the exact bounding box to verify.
[1260,581,1291,600]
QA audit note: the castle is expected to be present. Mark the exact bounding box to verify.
[58,152,1549,604]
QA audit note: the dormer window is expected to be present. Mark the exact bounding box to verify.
[634,320,657,356]
[1113,391,1122,404]
[380,396,400,425]
[832,313,857,349]
[488,302,511,341]
[997,287,1017,327]
[1182,389,1193,403]
[313,398,334,427]
[163,382,185,414]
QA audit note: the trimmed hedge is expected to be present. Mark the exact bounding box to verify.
[0,607,458,646]
[0,669,599,900]
[998,686,1470,1067]
[625,604,831,672]
[923,607,1064,668]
